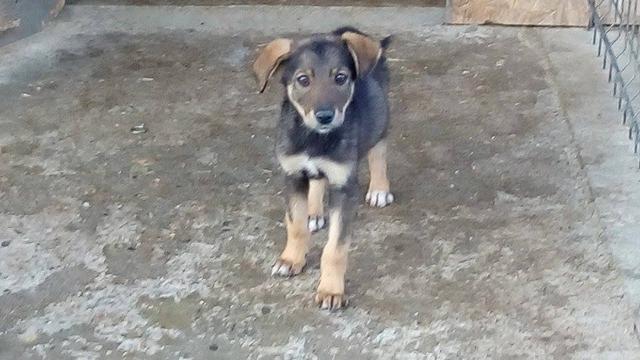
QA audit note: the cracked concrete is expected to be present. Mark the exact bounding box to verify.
[0,4,639,360]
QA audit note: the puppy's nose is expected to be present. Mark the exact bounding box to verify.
[315,110,334,125]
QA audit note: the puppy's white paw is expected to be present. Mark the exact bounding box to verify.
[308,215,326,233]
[271,258,305,277]
[365,191,394,208]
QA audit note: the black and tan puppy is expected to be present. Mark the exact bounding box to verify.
[253,27,393,310]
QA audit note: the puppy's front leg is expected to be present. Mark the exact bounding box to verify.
[315,177,357,310]
[307,178,326,232]
[272,175,310,277]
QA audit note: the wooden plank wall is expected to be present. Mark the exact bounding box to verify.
[448,0,589,27]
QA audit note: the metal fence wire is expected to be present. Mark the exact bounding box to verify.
[589,0,640,166]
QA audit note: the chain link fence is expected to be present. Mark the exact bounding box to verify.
[589,0,640,166]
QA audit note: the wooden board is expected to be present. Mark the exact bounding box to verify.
[448,0,589,27]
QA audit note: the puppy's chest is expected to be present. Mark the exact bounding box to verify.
[279,153,320,177]
[277,153,353,186]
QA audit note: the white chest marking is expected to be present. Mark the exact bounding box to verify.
[279,153,319,177]
[278,153,352,187]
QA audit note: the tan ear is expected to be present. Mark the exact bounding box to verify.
[341,31,382,77]
[253,38,293,93]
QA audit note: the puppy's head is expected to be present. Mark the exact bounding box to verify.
[253,30,383,134]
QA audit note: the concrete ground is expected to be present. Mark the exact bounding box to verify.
[66,0,445,6]
[1,4,639,360]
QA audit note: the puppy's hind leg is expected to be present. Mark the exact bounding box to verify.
[366,139,394,208]
[308,178,327,233]
[272,175,310,277]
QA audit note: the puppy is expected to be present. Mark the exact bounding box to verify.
[253,27,393,310]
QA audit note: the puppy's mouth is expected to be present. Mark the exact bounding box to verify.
[315,124,334,134]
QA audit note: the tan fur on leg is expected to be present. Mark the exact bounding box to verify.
[272,194,309,277]
[307,178,326,232]
[315,210,348,310]
[366,140,394,207]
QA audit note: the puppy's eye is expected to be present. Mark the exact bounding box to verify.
[296,75,310,87]
[335,73,348,85]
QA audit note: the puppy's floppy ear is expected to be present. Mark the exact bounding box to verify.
[341,31,382,78]
[253,38,293,93]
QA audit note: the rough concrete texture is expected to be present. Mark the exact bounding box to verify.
[67,0,445,6]
[0,5,639,360]
[539,29,640,331]
[0,0,65,47]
